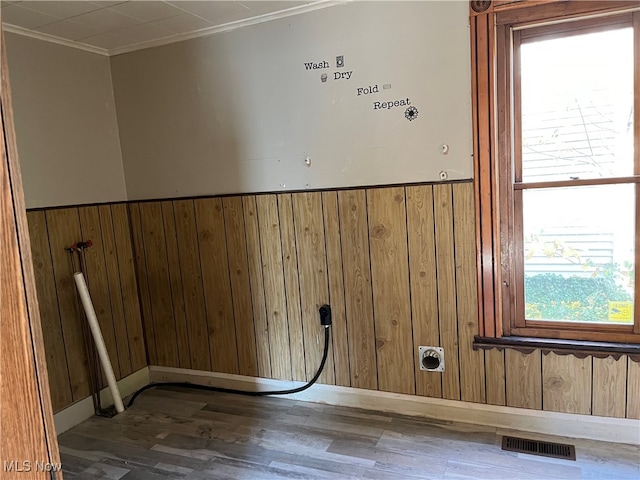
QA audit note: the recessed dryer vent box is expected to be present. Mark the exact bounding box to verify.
[418,346,445,372]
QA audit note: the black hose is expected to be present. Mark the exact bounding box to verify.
[127,325,331,408]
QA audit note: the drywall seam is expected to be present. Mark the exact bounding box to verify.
[106,57,129,202]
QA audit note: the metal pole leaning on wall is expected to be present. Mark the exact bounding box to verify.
[73,272,125,413]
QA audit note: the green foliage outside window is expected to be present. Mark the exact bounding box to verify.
[524,232,634,322]
[525,271,633,322]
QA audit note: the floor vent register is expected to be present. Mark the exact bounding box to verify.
[501,436,576,461]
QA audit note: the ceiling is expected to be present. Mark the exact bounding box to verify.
[1,1,335,56]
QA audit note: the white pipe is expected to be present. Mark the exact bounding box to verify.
[73,272,125,413]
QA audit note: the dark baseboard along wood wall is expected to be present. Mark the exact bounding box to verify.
[27,181,640,419]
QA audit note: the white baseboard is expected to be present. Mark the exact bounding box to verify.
[54,367,150,435]
[150,366,640,445]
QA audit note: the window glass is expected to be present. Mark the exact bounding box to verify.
[520,27,634,182]
[523,184,635,324]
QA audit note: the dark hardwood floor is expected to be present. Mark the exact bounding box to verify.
[58,386,640,479]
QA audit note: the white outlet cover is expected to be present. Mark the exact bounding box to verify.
[418,346,445,372]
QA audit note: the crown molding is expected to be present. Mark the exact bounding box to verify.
[108,0,348,56]
[3,0,349,58]
[3,23,109,56]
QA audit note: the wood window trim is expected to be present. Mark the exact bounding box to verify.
[471,0,640,346]
[473,335,640,360]
[494,0,639,26]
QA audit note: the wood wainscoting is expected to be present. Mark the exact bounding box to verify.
[127,181,639,420]
[27,181,640,420]
[128,183,484,401]
[26,205,147,412]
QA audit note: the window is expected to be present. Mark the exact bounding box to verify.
[473,3,640,344]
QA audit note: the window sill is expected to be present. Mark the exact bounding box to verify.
[473,335,640,361]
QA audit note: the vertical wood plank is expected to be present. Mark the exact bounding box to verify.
[453,183,486,403]
[543,352,592,414]
[139,202,179,368]
[223,197,258,377]
[322,191,351,387]
[111,204,146,372]
[627,358,640,419]
[173,200,211,371]
[338,190,377,390]
[505,349,542,410]
[243,196,271,378]
[277,194,306,382]
[27,211,72,411]
[433,184,461,400]
[293,192,335,384]
[367,187,415,395]
[161,202,191,370]
[129,203,156,365]
[592,355,627,418]
[99,205,133,378]
[195,198,239,374]
[485,349,506,405]
[46,208,90,401]
[406,185,442,398]
[256,195,292,381]
[78,206,120,384]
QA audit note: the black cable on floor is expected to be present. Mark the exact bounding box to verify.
[127,305,332,408]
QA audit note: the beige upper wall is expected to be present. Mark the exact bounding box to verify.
[6,33,127,209]
[111,1,473,200]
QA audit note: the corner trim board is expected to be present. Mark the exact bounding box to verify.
[149,366,640,446]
